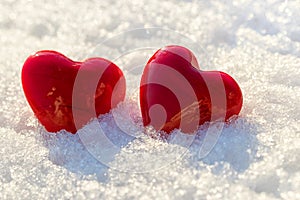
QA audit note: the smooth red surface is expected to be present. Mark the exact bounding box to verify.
[140,45,243,133]
[22,51,125,133]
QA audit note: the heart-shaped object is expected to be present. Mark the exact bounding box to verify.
[140,45,243,133]
[22,50,126,133]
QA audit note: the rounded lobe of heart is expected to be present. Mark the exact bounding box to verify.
[21,50,126,134]
[140,45,243,134]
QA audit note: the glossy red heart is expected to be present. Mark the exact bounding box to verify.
[22,51,126,133]
[140,45,243,133]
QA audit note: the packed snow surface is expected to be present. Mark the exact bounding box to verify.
[0,0,300,199]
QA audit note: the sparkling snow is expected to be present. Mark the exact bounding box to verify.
[0,0,300,199]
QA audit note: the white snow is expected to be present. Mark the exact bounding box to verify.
[1,0,300,199]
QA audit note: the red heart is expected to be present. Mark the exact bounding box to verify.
[22,50,126,133]
[140,45,243,133]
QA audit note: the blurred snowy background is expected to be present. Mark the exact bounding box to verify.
[0,0,300,199]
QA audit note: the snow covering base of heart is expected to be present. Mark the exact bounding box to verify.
[1,0,300,199]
